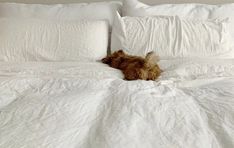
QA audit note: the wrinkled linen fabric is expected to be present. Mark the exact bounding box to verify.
[0,18,108,61]
[0,1,122,28]
[0,59,233,148]
[123,0,234,40]
[111,14,234,59]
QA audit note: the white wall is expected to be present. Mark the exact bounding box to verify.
[0,0,234,4]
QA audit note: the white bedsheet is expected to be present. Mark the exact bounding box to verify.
[0,59,233,148]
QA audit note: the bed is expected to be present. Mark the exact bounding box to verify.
[0,0,234,148]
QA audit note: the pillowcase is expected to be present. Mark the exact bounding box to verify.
[122,0,234,39]
[111,13,233,59]
[0,2,122,28]
[0,18,108,61]
[0,2,122,58]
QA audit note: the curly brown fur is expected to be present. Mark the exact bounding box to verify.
[102,50,162,81]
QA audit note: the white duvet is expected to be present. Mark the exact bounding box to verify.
[0,59,234,148]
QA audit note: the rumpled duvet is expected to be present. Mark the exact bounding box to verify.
[0,58,234,148]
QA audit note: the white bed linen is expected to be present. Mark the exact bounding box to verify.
[123,0,234,40]
[0,18,109,61]
[0,2,122,27]
[0,59,233,148]
[111,14,233,58]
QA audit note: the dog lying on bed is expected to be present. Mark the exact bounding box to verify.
[102,50,162,80]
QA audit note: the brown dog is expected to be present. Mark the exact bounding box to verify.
[102,50,162,80]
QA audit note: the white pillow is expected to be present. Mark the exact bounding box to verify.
[0,18,108,61]
[111,13,233,59]
[123,0,234,40]
[0,2,122,28]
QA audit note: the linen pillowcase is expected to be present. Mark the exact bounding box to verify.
[0,2,122,28]
[111,13,233,59]
[0,18,108,61]
[122,0,234,40]
[0,2,122,58]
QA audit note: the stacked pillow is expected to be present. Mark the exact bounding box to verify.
[111,0,234,59]
[112,13,231,59]
[0,18,109,61]
[0,2,121,61]
[1,0,234,61]
[0,2,122,27]
[122,0,234,39]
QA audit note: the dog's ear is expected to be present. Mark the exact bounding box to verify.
[145,51,160,66]
[102,50,125,64]
[117,50,125,56]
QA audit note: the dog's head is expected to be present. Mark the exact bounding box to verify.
[101,50,125,68]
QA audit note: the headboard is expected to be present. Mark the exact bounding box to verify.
[0,0,233,5]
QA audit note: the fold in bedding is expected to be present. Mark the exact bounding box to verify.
[0,59,233,148]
